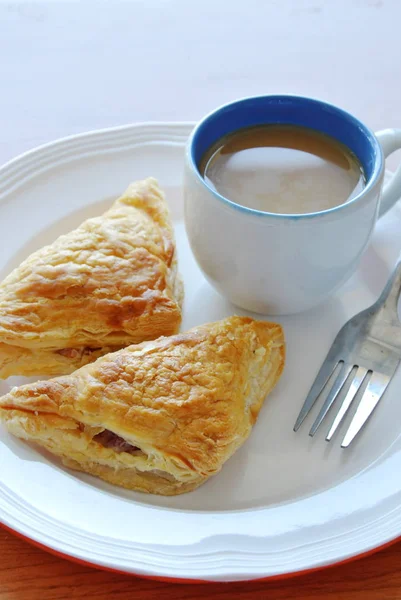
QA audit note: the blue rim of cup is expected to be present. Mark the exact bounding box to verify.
[187,95,384,219]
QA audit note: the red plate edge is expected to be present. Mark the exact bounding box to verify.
[1,519,400,584]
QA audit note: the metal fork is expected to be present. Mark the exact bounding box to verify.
[294,258,401,447]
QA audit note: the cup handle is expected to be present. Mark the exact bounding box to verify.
[375,129,401,218]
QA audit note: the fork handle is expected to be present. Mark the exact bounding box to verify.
[375,258,401,318]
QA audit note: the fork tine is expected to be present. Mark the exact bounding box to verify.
[325,366,368,441]
[293,357,338,431]
[341,371,392,448]
[309,363,354,436]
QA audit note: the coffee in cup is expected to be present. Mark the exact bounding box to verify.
[200,124,365,215]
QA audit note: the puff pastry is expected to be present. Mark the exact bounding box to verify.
[0,316,285,495]
[0,178,183,378]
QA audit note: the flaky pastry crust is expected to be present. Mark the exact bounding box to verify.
[0,178,183,377]
[0,316,285,495]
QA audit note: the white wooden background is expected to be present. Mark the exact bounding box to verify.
[0,0,400,169]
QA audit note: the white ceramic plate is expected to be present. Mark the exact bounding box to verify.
[1,123,401,582]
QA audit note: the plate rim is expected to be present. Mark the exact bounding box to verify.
[0,121,401,583]
[0,121,195,200]
[1,519,400,585]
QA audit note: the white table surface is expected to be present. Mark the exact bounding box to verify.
[0,0,400,169]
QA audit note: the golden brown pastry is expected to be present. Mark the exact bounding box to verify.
[0,178,183,378]
[0,316,285,495]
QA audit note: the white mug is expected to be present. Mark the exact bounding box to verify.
[184,95,401,315]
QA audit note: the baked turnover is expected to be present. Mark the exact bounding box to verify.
[0,316,285,495]
[0,178,183,378]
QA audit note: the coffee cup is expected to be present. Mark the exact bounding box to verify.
[184,95,401,315]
